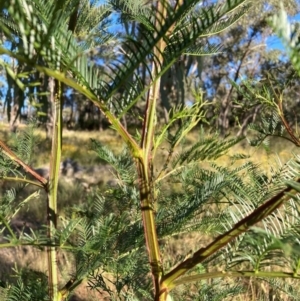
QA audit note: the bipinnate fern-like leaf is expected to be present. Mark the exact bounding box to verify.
[196,162,300,296]
[91,139,137,185]
[247,112,286,147]
[59,191,146,294]
[153,145,300,298]
[10,120,37,166]
[171,134,243,168]
[0,152,20,178]
[0,264,49,301]
[0,189,16,233]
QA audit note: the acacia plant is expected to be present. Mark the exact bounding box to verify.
[1,0,300,300]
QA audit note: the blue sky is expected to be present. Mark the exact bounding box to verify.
[267,35,286,50]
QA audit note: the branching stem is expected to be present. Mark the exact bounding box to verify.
[161,178,300,291]
[173,270,300,287]
[1,176,45,188]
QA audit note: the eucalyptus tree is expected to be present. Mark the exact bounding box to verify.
[0,31,32,130]
[2,1,300,301]
[236,3,300,147]
[187,0,300,136]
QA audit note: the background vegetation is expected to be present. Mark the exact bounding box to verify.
[0,0,299,136]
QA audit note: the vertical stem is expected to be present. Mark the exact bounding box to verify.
[137,160,161,299]
[47,78,62,301]
[139,1,170,299]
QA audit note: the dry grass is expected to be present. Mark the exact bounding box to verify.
[0,124,123,167]
[0,246,108,301]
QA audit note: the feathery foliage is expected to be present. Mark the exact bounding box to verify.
[1,1,300,301]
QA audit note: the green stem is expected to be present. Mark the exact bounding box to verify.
[173,270,300,287]
[0,242,77,249]
[0,214,17,241]
[138,1,170,298]
[47,79,62,301]
[1,176,45,189]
